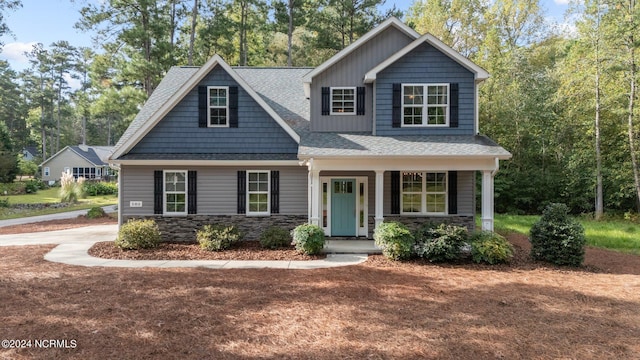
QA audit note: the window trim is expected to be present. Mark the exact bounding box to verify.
[330,87,357,116]
[401,83,450,127]
[163,170,188,216]
[44,167,50,177]
[400,171,448,215]
[207,86,229,128]
[246,170,270,216]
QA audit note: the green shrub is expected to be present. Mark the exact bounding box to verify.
[83,181,118,196]
[291,224,325,255]
[115,219,161,250]
[530,203,586,266]
[197,224,241,251]
[86,206,107,219]
[414,223,468,262]
[24,179,40,194]
[0,198,9,208]
[260,226,292,249]
[470,231,514,264]
[373,221,414,261]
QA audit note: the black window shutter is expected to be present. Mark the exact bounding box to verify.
[188,170,197,214]
[450,83,459,128]
[356,86,365,115]
[270,170,280,214]
[321,87,330,115]
[198,86,208,128]
[392,83,401,128]
[154,170,163,214]
[448,171,458,214]
[229,86,239,128]
[391,171,400,214]
[237,170,246,214]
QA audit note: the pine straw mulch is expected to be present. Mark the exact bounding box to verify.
[1,222,640,359]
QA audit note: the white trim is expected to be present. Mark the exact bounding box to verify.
[246,170,270,216]
[481,170,494,231]
[111,159,301,166]
[399,171,448,215]
[207,86,229,127]
[163,170,188,216]
[374,170,384,227]
[320,176,368,237]
[44,167,50,177]
[111,55,300,160]
[401,83,450,127]
[364,33,489,83]
[329,87,356,116]
[302,157,505,172]
[302,17,420,84]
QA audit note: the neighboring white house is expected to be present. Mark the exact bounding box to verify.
[40,145,114,183]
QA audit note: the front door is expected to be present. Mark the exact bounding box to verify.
[331,179,356,236]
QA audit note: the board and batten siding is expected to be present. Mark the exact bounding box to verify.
[129,66,298,155]
[310,27,414,132]
[383,170,475,215]
[375,43,476,136]
[120,165,308,217]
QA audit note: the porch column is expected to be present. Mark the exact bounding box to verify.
[481,170,494,231]
[310,169,320,226]
[375,170,384,227]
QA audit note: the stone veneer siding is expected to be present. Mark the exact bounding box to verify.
[123,215,308,242]
[378,215,476,234]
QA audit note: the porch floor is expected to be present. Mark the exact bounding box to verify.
[322,239,382,254]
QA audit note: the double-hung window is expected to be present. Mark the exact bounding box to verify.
[330,87,356,115]
[208,86,228,127]
[164,170,187,215]
[401,172,447,214]
[402,84,449,126]
[247,171,269,215]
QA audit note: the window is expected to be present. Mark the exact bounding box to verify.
[331,87,356,115]
[96,168,102,178]
[401,172,447,214]
[44,167,50,177]
[64,167,70,174]
[247,171,269,215]
[402,84,449,126]
[208,86,228,127]
[73,167,97,179]
[164,171,187,215]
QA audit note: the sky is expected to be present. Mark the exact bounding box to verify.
[0,0,572,72]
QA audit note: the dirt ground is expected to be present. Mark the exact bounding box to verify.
[1,221,639,359]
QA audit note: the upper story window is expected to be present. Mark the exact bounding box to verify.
[402,84,449,126]
[164,170,187,215]
[401,172,447,214]
[208,86,229,127]
[331,87,356,115]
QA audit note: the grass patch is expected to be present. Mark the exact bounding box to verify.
[0,189,117,220]
[492,214,640,255]
[1,188,62,204]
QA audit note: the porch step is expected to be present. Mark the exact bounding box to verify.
[322,240,382,254]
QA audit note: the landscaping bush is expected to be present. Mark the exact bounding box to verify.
[59,172,85,203]
[470,231,514,264]
[115,219,161,250]
[414,223,468,262]
[291,224,325,255]
[197,224,241,251]
[373,221,414,261]
[0,198,8,208]
[260,226,292,249]
[530,203,586,266]
[83,181,118,196]
[86,206,107,219]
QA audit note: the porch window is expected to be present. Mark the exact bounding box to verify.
[401,172,447,214]
[247,171,269,215]
[73,167,97,179]
[208,86,228,127]
[164,171,187,215]
[322,182,328,227]
[402,84,449,126]
[330,87,356,115]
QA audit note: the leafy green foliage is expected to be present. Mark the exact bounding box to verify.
[0,198,8,208]
[115,219,161,250]
[470,231,514,264]
[414,223,468,262]
[59,172,85,203]
[83,182,118,196]
[86,206,107,219]
[260,226,292,249]
[291,224,325,255]
[530,203,586,266]
[197,224,241,251]
[373,221,414,261]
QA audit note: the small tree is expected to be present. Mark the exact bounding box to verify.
[530,203,586,266]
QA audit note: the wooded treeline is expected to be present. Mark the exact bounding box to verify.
[0,0,639,216]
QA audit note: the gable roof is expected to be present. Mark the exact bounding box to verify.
[111,55,301,160]
[364,33,489,83]
[301,17,420,85]
[41,145,114,167]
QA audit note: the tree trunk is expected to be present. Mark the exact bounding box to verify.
[627,43,640,211]
[287,0,293,67]
[239,0,248,66]
[594,4,604,220]
[188,0,198,66]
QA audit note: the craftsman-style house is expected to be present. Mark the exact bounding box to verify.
[110,17,511,241]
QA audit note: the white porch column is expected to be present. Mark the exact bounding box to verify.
[481,170,494,231]
[375,170,384,227]
[310,169,320,226]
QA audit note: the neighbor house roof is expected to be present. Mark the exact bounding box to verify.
[40,145,114,166]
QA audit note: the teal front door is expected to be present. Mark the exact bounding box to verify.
[331,179,356,236]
